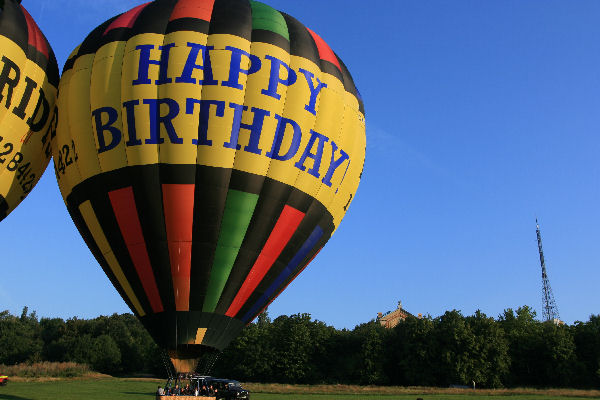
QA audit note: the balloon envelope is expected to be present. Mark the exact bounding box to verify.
[0,0,58,221]
[54,0,365,372]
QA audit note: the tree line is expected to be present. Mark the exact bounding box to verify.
[1,306,598,388]
[0,307,161,376]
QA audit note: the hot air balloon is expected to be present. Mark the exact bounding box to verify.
[0,0,58,221]
[53,0,365,373]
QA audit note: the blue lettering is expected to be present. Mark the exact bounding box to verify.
[143,98,182,144]
[92,106,121,153]
[186,98,225,146]
[122,100,141,146]
[224,103,269,154]
[132,43,175,85]
[294,129,328,178]
[222,46,261,90]
[261,55,297,100]
[175,43,218,85]
[322,140,349,187]
[299,68,327,116]
[266,115,302,161]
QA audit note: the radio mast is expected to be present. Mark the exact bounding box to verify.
[536,219,559,322]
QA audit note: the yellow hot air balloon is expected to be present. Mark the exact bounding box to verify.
[0,0,58,221]
[54,0,365,373]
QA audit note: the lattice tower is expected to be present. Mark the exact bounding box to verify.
[536,219,560,322]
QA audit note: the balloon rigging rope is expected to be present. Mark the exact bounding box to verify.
[162,349,174,380]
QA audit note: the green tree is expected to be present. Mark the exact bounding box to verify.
[432,310,476,386]
[0,307,42,364]
[256,309,271,327]
[318,328,357,384]
[386,315,437,386]
[499,306,542,386]
[105,314,142,374]
[266,313,335,384]
[351,321,390,385]
[40,317,68,361]
[64,333,95,364]
[90,334,122,374]
[465,310,509,388]
[572,315,600,388]
[537,320,577,387]
[270,314,314,383]
[499,306,577,387]
[216,319,275,381]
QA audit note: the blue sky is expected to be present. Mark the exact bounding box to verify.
[1,0,599,328]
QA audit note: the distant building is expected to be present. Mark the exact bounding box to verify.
[377,301,416,329]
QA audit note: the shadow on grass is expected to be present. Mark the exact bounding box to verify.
[0,395,33,400]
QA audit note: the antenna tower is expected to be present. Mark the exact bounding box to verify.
[535,219,559,322]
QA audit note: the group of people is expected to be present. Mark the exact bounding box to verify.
[157,383,219,397]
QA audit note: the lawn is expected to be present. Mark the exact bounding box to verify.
[1,379,599,400]
[0,379,155,400]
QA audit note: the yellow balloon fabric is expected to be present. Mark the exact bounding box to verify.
[54,0,365,370]
[0,0,59,221]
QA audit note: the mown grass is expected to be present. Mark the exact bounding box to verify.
[1,379,599,400]
[0,378,154,399]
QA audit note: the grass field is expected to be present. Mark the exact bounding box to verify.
[1,379,599,400]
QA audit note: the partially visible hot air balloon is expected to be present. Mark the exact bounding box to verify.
[54,0,365,373]
[0,0,58,221]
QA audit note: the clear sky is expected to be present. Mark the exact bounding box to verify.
[1,0,599,328]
